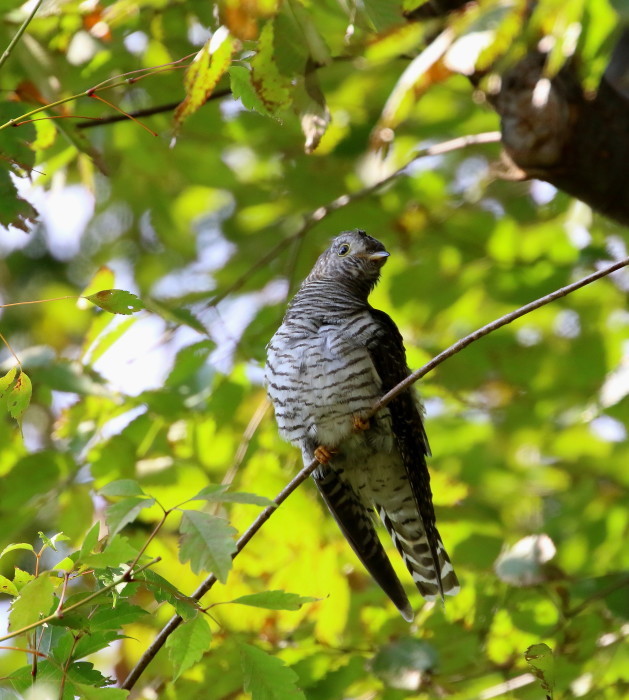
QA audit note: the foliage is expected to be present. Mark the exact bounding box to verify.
[0,0,628,699]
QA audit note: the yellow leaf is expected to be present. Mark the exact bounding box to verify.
[174,27,234,131]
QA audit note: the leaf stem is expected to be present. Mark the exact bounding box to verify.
[0,0,45,71]
[0,557,160,644]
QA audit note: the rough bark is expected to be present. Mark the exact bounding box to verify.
[491,43,629,226]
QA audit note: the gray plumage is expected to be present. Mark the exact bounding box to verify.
[265,229,459,621]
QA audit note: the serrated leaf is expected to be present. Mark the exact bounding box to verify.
[0,367,18,399]
[100,479,147,498]
[191,484,275,507]
[0,542,34,560]
[231,590,317,611]
[250,21,292,115]
[9,575,55,632]
[90,601,149,630]
[0,168,38,231]
[80,536,139,569]
[240,643,306,700]
[139,569,201,619]
[166,613,213,680]
[174,27,234,131]
[6,370,32,428]
[79,522,101,561]
[230,65,270,114]
[105,496,156,538]
[12,568,34,590]
[85,289,145,315]
[0,574,18,597]
[179,510,237,581]
[525,643,554,698]
[39,531,69,551]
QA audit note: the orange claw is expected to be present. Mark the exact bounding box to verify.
[314,446,337,464]
[352,415,370,432]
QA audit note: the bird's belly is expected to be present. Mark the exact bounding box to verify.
[266,327,383,451]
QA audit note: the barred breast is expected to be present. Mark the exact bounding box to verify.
[266,309,382,455]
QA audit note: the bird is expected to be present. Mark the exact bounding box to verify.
[265,229,459,621]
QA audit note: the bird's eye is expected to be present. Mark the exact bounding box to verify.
[338,244,350,256]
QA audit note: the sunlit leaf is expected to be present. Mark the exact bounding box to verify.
[85,290,145,315]
[9,575,55,631]
[240,642,306,700]
[191,484,274,507]
[525,643,555,698]
[166,612,213,680]
[230,590,318,610]
[174,27,235,132]
[179,510,237,581]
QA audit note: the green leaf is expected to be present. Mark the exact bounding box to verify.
[229,65,269,114]
[39,531,70,551]
[105,496,156,538]
[90,601,150,630]
[84,289,145,315]
[250,21,292,115]
[100,479,147,497]
[0,542,34,560]
[165,612,213,680]
[79,522,102,561]
[6,370,32,429]
[139,569,201,620]
[0,367,18,399]
[174,26,234,132]
[0,167,38,231]
[80,536,139,569]
[9,575,56,632]
[178,510,237,581]
[0,574,18,597]
[239,643,306,700]
[191,484,275,507]
[524,643,554,698]
[230,590,318,611]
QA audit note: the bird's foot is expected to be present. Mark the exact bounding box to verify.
[314,445,338,464]
[352,414,370,432]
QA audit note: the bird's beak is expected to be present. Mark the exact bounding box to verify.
[368,251,390,263]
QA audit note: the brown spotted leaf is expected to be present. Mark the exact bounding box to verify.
[250,20,292,116]
[85,289,145,315]
[174,26,235,132]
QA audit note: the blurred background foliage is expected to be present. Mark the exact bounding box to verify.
[0,0,628,698]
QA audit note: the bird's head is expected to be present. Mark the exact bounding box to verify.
[306,230,390,294]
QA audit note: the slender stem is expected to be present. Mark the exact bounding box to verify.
[58,634,79,700]
[121,254,627,691]
[369,256,629,415]
[565,574,629,619]
[0,331,22,369]
[0,557,160,644]
[0,0,45,71]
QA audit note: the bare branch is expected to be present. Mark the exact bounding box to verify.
[121,254,628,691]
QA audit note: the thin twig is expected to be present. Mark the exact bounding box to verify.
[121,254,628,691]
[565,573,629,619]
[206,131,502,308]
[0,557,160,644]
[370,256,629,415]
[0,0,44,71]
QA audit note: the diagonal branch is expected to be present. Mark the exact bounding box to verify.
[121,254,629,691]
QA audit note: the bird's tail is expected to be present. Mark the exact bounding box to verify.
[313,466,415,621]
[378,505,459,601]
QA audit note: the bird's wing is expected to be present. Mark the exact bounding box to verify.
[366,308,458,599]
[312,463,414,621]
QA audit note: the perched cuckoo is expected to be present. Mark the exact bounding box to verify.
[265,230,459,620]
